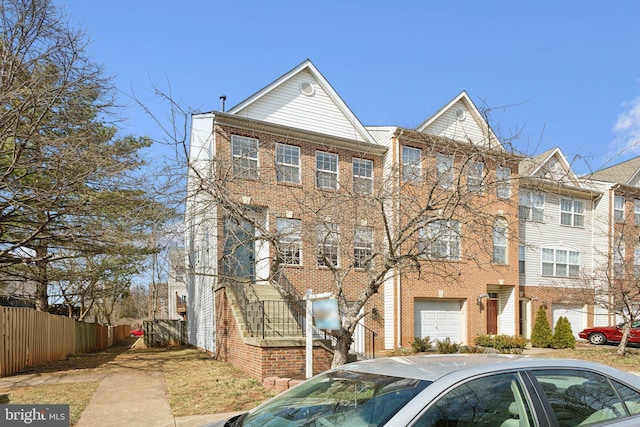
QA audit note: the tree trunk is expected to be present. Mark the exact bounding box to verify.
[332,332,353,368]
[617,324,631,357]
[34,243,49,311]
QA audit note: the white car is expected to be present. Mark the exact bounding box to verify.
[205,354,640,427]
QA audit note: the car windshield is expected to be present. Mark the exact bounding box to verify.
[237,370,431,427]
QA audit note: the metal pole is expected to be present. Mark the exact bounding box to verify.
[306,289,313,379]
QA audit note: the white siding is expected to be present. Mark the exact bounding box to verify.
[519,190,594,288]
[185,113,218,353]
[384,275,395,350]
[233,70,368,143]
[498,287,516,335]
[421,101,488,145]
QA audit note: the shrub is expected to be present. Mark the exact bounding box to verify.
[531,306,553,348]
[436,338,459,354]
[411,336,432,353]
[552,316,576,349]
[460,345,485,353]
[474,334,494,347]
[489,335,528,354]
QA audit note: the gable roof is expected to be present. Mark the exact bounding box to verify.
[415,91,501,149]
[227,59,377,146]
[519,147,583,186]
[585,156,640,185]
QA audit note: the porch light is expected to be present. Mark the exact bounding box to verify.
[476,293,490,306]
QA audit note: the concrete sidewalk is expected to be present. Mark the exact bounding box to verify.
[75,370,241,427]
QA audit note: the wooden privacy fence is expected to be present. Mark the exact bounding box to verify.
[0,307,130,377]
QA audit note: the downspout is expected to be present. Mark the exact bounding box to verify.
[394,130,403,349]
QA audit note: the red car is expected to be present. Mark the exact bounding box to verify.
[578,321,640,345]
[130,328,144,337]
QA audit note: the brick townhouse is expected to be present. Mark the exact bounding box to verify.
[185,59,528,380]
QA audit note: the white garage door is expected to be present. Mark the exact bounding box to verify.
[553,304,584,338]
[414,300,461,343]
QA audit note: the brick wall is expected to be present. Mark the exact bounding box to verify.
[215,287,334,381]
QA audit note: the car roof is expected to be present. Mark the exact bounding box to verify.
[338,354,637,383]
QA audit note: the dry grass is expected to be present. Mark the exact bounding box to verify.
[2,338,640,426]
[0,339,274,425]
[3,382,100,425]
[539,343,640,371]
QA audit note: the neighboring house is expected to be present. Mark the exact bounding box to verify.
[167,248,187,320]
[584,156,640,326]
[366,91,520,349]
[518,148,602,337]
[185,60,524,380]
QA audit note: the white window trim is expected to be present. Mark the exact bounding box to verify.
[496,166,511,199]
[560,198,585,228]
[402,146,422,182]
[316,151,338,190]
[277,218,302,266]
[541,247,580,277]
[231,135,259,179]
[354,226,373,269]
[468,161,484,193]
[519,191,545,222]
[436,153,454,189]
[317,223,339,267]
[615,195,625,222]
[419,220,461,261]
[353,158,373,194]
[276,143,301,184]
[493,218,508,265]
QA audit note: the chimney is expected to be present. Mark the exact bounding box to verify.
[220,95,227,112]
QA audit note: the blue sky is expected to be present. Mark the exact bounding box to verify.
[59,1,640,175]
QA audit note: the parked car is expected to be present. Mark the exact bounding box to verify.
[579,322,640,345]
[204,354,640,427]
[130,328,144,337]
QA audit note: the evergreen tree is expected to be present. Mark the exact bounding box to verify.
[531,306,553,348]
[552,316,576,349]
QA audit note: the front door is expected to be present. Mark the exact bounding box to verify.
[222,216,255,282]
[487,299,498,335]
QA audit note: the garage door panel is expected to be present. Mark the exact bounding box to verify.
[415,300,461,343]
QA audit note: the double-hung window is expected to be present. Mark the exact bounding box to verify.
[316,151,338,190]
[468,161,484,193]
[519,191,545,222]
[354,226,373,269]
[560,199,585,227]
[353,158,373,195]
[317,223,339,267]
[634,247,640,277]
[277,218,302,266]
[542,248,579,277]
[231,135,258,179]
[276,143,300,184]
[519,244,525,274]
[615,195,625,222]
[635,199,640,225]
[496,166,511,199]
[419,220,461,260]
[436,153,454,188]
[402,146,421,182]
[492,218,507,264]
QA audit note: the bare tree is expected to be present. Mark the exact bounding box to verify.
[186,118,520,366]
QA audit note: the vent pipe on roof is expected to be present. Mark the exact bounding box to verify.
[220,95,227,112]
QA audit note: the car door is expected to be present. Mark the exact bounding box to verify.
[629,322,640,343]
[410,372,544,426]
